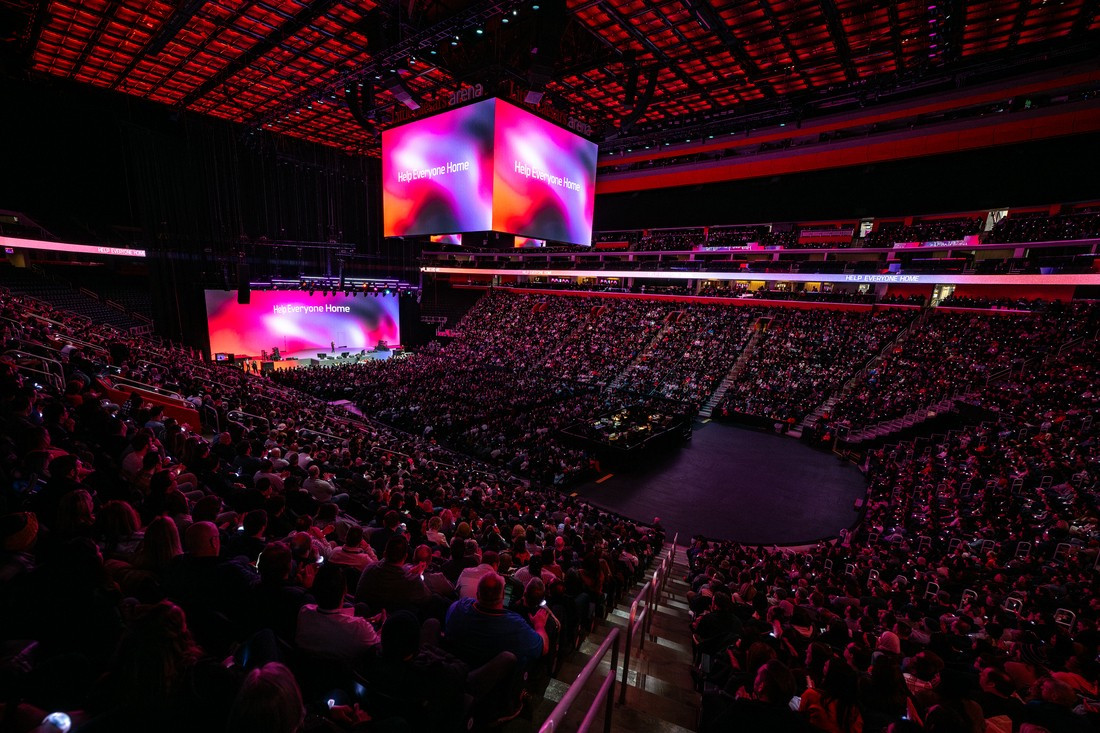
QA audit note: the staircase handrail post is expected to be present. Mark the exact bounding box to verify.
[602,632,620,733]
[619,590,641,703]
[643,566,660,640]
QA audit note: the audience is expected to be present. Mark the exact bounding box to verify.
[985,211,1100,244]
[720,308,911,426]
[0,279,1096,733]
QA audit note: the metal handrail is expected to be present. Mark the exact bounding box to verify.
[137,359,168,373]
[538,626,620,733]
[206,379,239,392]
[46,333,109,354]
[200,403,220,433]
[299,428,350,445]
[105,375,184,401]
[29,309,91,328]
[227,409,271,430]
[14,364,62,393]
[14,339,62,356]
[665,532,679,594]
[3,350,65,383]
[0,315,26,335]
[618,535,677,703]
[618,576,653,703]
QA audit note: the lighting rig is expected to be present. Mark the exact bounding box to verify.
[257,277,419,298]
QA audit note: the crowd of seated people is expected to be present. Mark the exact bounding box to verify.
[865,218,984,248]
[689,340,1099,732]
[276,292,741,480]
[747,289,877,304]
[697,282,751,297]
[880,294,927,306]
[718,309,913,427]
[633,230,706,251]
[592,231,640,246]
[543,298,678,385]
[0,290,667,732]
[614,305,757,408]
[828,304,1100,430]
[2,274,1097,732]
[984,211,1100,244]
[274,293,622,485]
[761,230,801,248]
[279,292,926,481]
[938,295,1053,311]
[703,226,771,248]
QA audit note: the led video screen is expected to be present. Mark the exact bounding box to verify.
[0,234,146,258]
[382,102,495,237]
[430,233,463,245]
[491,100,597,246]
[205,290,400,360]
[381,98,598,246]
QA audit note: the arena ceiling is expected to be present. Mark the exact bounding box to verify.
[3,0,1098,154]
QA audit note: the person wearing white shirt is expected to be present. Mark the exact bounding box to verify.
[295,563,381,662]
[513,555,557,589]
[328,526,377,571]
[457,551,499,599]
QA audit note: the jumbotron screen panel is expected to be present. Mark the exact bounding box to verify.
[491,100,597,246]
[382,101,495,237]
[381,98,598,246]
[205,290,400,360]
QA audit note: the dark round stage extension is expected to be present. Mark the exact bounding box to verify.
[573,422,866,546]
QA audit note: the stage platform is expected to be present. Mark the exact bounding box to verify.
[573,421,866,545]
[240,348,396,372]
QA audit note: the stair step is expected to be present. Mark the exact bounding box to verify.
[661,596,692,613]
[562,640,697,697]
[536,676,698,733]
[589,616,690,651]
[616,684,698,733]
[551,657,700,731]
[595,621,693,657]
[597,611,692,647]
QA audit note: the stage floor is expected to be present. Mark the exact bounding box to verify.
[242,349,392,370]
[572,422,865,545]
[280,348,392,362]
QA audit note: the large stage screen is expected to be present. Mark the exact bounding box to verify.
[492,100,597,246]
[382,98,597,246]
[382,101,495,237]
[205,290,400,360]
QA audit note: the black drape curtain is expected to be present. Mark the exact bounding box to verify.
[118,117,379,255]
[0,77,391,344]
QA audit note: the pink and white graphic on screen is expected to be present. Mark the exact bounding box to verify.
[205,290,400,359]
[492,100,597,246]
[382,101,495,237]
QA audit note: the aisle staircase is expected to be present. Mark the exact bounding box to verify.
[790,310,924,439]
[513,539,699,732]
[698,319,769,419]
[608,317,679,391]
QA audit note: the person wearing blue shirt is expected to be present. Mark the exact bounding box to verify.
[445,571,549,669]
